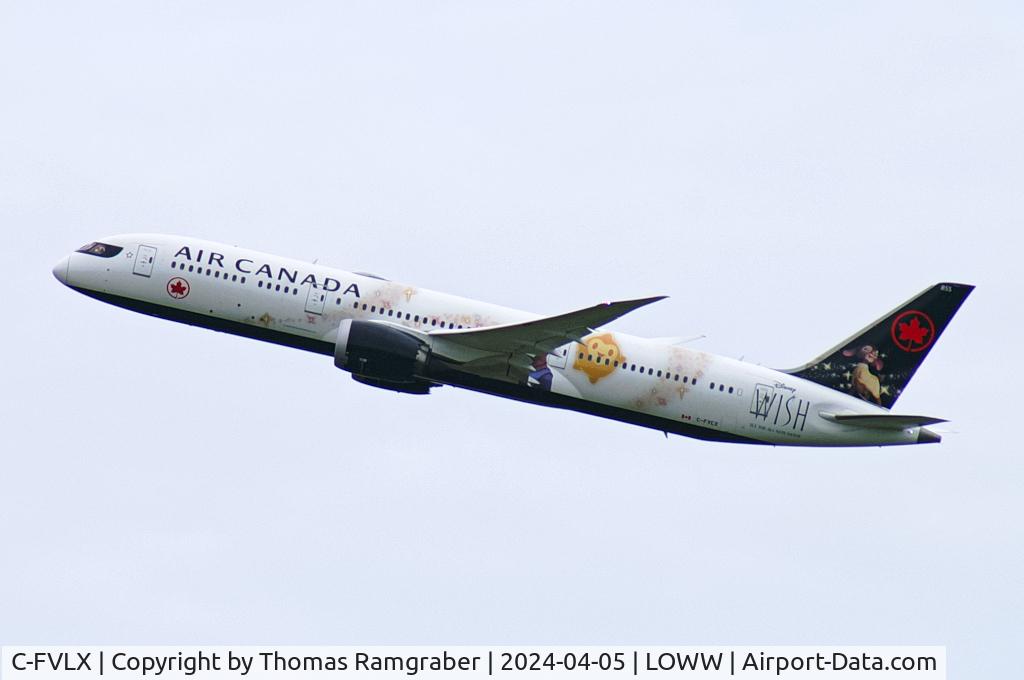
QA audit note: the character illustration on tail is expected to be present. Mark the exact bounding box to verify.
[785,284,972,409]
[844,345,884,404]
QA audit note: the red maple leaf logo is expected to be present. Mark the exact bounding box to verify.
[898,316,929,346]
[167,278,189,298]
[890,310,935,352]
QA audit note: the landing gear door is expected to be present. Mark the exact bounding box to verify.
[133,245,157,277]
[305,283,327,315]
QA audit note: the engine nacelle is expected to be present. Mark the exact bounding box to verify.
[334,319,435,394]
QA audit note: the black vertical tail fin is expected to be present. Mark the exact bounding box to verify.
[782,283,974,408]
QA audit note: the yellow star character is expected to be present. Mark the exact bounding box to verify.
[573,333,625,384]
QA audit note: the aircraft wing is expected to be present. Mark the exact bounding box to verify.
[428,296,665,365]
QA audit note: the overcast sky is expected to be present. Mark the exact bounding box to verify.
[1,1,1021,676]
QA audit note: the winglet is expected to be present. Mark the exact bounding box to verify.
[592,295,668,318]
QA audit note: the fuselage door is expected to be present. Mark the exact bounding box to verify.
[305,283,327,315]
[133,245,157,277]
[547,343,570,369]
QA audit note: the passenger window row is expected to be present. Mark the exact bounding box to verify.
[708,381,738,395]
[577,351,698,386]
[170,261,246,285]
[257,280,299,295]
[168,262,476,332]
[575,352,742,395]
[344,300,468,330]
[171,260,328,298]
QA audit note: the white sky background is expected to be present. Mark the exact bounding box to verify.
[1,0,1021,674]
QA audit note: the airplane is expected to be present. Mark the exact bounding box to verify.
[53,235,973,446]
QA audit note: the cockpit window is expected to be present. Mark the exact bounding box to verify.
[76,242,123,258]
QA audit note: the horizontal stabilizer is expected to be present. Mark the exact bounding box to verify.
[820,413,947,430]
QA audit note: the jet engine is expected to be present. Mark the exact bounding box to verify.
[334,319,435,394]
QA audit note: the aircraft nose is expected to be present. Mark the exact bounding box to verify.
[52,255,70,285]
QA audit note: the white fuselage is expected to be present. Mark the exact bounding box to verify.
[54,234,922,446]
